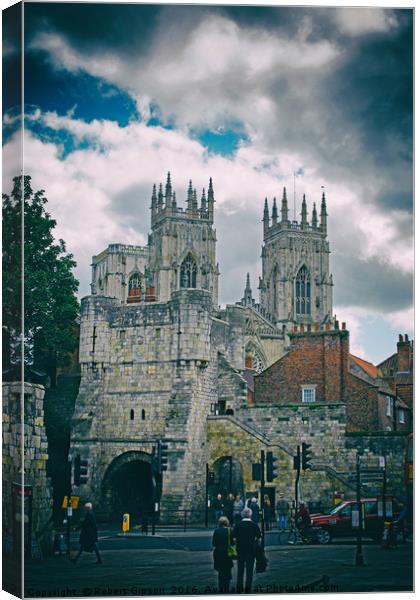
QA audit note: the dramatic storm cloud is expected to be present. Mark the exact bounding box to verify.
[3,2,413,363]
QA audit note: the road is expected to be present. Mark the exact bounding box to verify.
[5,526,413,597]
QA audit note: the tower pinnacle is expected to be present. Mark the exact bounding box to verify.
[312,202,318,228]
[165,172,172,207]
[272,197,278,224]
[263,197,269,236]
[301,193,308,228]
[320,190,328,234]
[281,187,289,223]
[207,178,214,222]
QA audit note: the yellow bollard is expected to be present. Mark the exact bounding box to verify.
[122,513,130,532]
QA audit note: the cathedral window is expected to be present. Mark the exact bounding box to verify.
[295,266,311,315]
[128,273,144,303]
[180,254,197,288]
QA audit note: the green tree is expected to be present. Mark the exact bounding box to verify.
[2,175,79,382]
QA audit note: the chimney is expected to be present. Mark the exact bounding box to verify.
[334,320,339,330]
[397,334,411,373]
[341,322,346,330]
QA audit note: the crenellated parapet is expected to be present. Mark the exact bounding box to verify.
[151,172,215,226]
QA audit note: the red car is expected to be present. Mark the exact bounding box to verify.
[310,498,398,544]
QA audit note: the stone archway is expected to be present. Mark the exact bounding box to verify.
[211,456,244,498]
[101,451,155,523]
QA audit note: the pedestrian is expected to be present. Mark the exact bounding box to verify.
[212,516,234,593]
[233,494,244,525]
[295,503,311,541]
[233,507,261,593]
[276,495,289,531]
[71,502,102,564]
[249,497,260,524]
[213,493,224,525]
[394,502,408,543]
[224,493,234,524]
[263,495,271,531]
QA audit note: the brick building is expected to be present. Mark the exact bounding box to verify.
[253,322,411,433]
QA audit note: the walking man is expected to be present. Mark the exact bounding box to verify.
[233,507,261,593]
[71,502,102,564]
[213,493,224,524]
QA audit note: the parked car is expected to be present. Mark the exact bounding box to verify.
[310,498,398,544]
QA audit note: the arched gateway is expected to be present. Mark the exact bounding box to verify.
[101,451,155,523]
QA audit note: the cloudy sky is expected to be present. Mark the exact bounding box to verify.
[3,2,413,364]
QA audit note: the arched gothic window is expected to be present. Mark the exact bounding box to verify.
[128,273,144,302]
[180,254,197,289]
[295,266,311,315]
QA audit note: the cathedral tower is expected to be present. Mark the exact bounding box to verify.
[259,188,333,329]
[148,173,219,306]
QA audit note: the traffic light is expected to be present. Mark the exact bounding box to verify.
[158,440,169,473]
[74,455,89,485]
[266,451,278,482]
[301,442,312,470]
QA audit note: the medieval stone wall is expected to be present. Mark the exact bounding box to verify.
[2,382,52,549]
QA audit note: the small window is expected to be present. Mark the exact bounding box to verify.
[141,409,146,421]
[156,328,161,338]
[386,396,393,417]
[399,409,405,424]
[120,330,126,340]
[130,409,134,420]
[302,386,316,403]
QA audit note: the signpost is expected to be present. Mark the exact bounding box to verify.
[355,453,365,566]
[260,450,266,547]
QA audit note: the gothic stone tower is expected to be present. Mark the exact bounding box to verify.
[70,175,231,521]
[259,189,333,329]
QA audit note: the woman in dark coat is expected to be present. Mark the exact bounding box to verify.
[72,502,102,564]
[212,516,234,592]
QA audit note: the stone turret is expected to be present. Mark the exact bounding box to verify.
[165,172,172,208]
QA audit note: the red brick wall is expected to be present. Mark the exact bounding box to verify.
[345,373,379,432]
[254,330,348,404]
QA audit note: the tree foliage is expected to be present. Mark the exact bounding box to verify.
[2,175,79,378]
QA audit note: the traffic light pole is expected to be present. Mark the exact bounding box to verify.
[66,455,72,557]
[205,463,209,528]
[294,446,301,514]
[260,450,265,547]
[355,453,365,566]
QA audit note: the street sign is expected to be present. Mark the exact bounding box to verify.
[61,496,80,509]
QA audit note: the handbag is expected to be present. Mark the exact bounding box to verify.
[227,528,237,559]
[255,541,268,573]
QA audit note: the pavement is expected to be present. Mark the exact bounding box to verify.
[14,529,413,597]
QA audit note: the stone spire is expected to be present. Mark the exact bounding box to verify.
[281,187,288,223]
[263,197,269,235]
[200,188,207,216]
[187,180,194,211]
[193,188,198,212]
[207,177,214,222]
[151,183,157,219]
[312,202,318,228]
[165,172,172,207]
[157,183,164,210]
[272,197,278,225]
[320,190,328,234]
[242,272,253,306]
[301,193,308,228]
[172,191,177,210]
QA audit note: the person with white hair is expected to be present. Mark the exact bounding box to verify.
[233,506,261,593]
[71,502,102,564]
